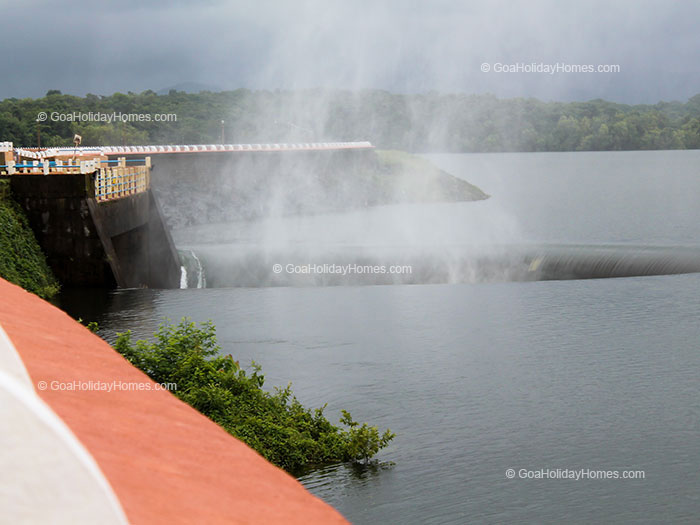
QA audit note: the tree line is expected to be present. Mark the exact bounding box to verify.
[1,88,699,152]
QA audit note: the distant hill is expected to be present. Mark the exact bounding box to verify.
[1,89,700,151]
[156,82,223,95]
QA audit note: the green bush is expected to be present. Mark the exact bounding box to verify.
[0,184,59,299]
[114,318,394,473]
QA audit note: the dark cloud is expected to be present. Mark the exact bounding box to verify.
[1,0,698,102]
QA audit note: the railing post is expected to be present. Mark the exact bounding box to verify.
[0,141,13,170]
[80,156,151,204]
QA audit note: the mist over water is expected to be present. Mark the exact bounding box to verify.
[168,150,700,288]
[173,201,521,287]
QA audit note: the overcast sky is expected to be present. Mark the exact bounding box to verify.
[1,0,698,103]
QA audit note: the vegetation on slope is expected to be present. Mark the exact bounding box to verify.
[376,149,488,202]
[114,318,395,473]
[0,180,59,298]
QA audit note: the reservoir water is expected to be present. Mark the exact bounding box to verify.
[60,151,700,523]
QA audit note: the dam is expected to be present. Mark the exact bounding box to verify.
[0,141,374,289]
[2,141,699,290]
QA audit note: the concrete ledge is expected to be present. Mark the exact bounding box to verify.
[91,192,150,238]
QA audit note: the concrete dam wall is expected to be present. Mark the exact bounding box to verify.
[9,174,180,289]
[148,148,485,229]
[150,149,379,229]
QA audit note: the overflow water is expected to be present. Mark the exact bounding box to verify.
[179,265,188,289]
[178,249,207,289]
[180,243,700,288]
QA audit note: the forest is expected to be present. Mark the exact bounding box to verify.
[1,89,699,152]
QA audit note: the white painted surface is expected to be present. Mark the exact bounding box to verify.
[0,326,128,524]
[0,325,32,387]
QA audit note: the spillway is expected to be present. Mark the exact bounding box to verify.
[186,244,700,288]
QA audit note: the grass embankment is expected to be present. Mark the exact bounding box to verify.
[0,179,59,298]
[115,318,395,474]
[374,149,489,202]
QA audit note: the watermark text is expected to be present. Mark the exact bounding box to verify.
[37,111,177,123]
[505,467,645,480]
[37,380,177,392]
[481,62,621,74]
[273,263,413,276]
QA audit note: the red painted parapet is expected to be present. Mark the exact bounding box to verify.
[0,278,348,524]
